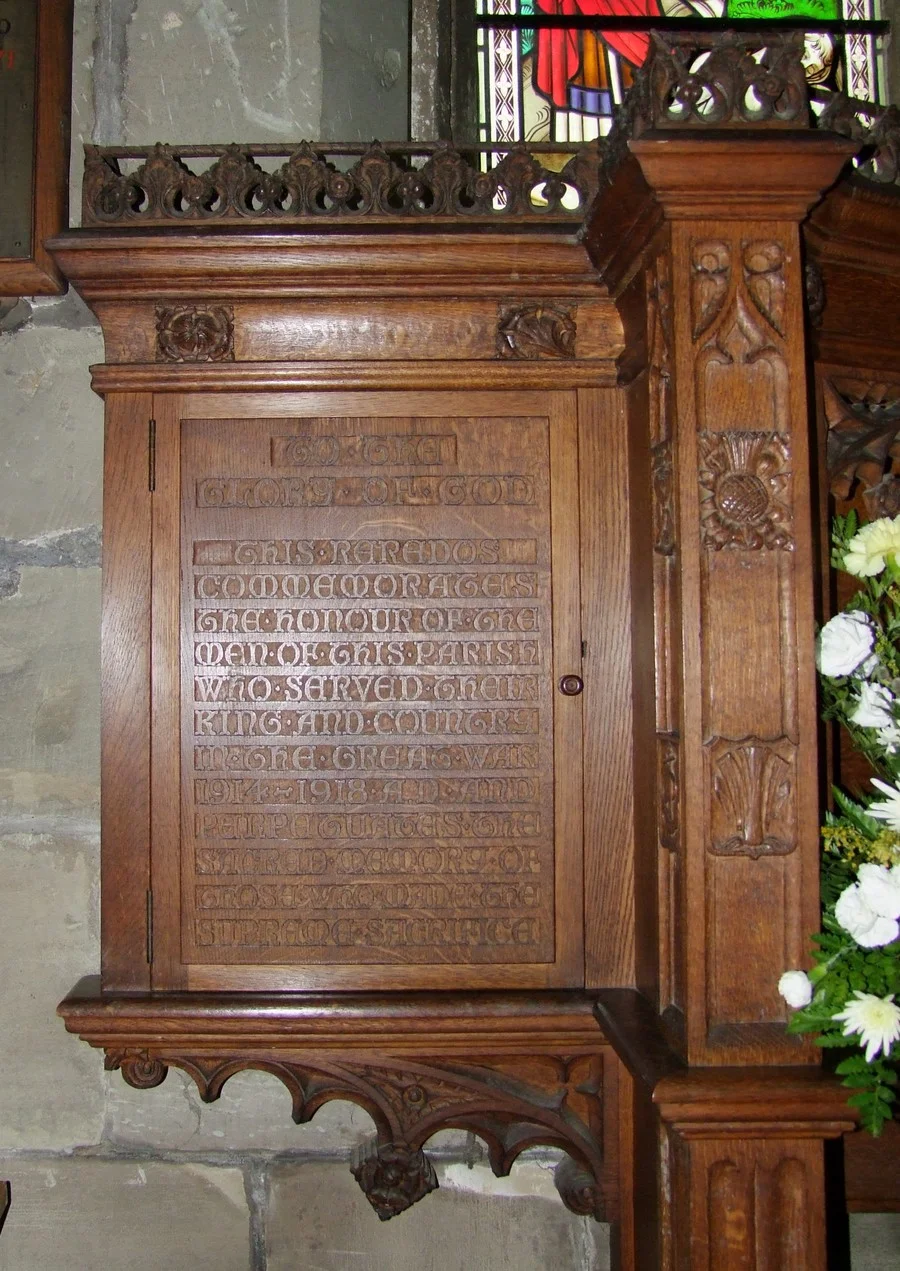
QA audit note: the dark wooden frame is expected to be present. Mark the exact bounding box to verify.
[0,0,72,296]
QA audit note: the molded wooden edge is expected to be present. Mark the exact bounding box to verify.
[58,977,608,1051]
[804,174,900,269]
[628,132,856,221]
[46,228,606,301]
[595,989,857,1136]
[88,360,620,395]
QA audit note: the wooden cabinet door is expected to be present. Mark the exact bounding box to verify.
[149,390,583,990]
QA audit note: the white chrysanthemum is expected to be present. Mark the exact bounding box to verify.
[857,863,900,921]
[851,682,895,730]
[833,991,900,1062]
[834,882,900,948]
[816,611,876,678]
[778,970,814,1008]
[868,778,900,834]
[843,517,900,577]
[877,723,900,754]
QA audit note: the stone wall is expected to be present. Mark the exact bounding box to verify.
[0,4,896,1268]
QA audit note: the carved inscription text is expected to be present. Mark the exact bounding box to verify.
[181,416,558,968]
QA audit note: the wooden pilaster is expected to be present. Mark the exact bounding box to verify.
[586,72,856,1267]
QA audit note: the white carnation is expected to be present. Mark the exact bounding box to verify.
[857,863,900,921]
[778,970,814,1008]
[850,682,895,729]
[835,881,900,948]
[816,611,876,678]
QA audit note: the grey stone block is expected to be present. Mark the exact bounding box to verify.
[124,0,322,145]
[106,1068,380,1153]
[850,1212,900,1270]
[0,1157,249,1271]
[0,568,100,821]
[267,1158,610,1271]
[0,834,102,1149]
[0,327,103,540]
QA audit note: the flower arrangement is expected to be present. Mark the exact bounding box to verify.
[778,512,900,1135]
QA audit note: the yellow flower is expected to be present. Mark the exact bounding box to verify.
[843,516,900,576]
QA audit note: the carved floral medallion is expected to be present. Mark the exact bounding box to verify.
[155,304,235,362]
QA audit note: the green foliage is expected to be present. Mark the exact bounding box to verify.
[794,513,900,1135]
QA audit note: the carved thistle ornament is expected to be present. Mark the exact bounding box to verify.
[699,431,792,551]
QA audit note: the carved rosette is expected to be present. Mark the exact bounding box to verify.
[156,304,235,363]
[351,1141,439,1221]
[101,1049,606,1220]
[706,737,796,858]
[698,431,792,551]
[496,303,577,360]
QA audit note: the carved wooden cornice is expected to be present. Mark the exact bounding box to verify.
[81,140,602,229]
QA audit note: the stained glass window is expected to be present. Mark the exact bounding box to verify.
[476,0,887,148]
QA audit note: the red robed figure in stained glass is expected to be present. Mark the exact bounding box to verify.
[534,0,658,111]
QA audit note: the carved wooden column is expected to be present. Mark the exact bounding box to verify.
[587,33,856,1268]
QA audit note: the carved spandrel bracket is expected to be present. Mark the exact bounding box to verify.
[101,1048,607,1222]
[706,736,796,859]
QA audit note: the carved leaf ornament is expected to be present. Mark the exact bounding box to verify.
[707,738,796,858]
[496,304,577,359]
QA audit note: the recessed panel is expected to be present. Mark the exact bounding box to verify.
[181,414,563,969]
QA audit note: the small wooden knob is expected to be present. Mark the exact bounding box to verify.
[558,674,584,696]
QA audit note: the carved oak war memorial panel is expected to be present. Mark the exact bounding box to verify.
[172,401,583,988]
